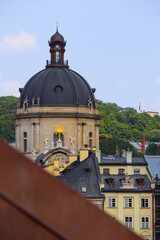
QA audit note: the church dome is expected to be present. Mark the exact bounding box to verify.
[19,67,96,108]
[19,29,96,108]
[50,31,65,43]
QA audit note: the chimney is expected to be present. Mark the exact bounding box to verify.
[122,149,126,157]
[80,148,89,162]
[126,150,132,163]
[141,134,145,154]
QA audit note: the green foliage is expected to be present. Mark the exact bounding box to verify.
[0,96,18,143]
[100,138,143,157]
[1,96,160,154]
[145,143,160,155]
[98,100,160,142]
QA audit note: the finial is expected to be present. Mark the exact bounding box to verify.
[55,20,59,32]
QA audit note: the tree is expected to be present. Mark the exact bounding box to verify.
[100,138,143,157]
[145,143,159,155]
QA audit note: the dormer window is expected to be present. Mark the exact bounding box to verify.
[118,168,125,175]
[108,179,114,185]
[103,168,110,175]
[139,179,144,185]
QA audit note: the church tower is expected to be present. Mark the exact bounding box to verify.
[15,28,100,172]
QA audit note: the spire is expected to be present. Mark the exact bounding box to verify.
[55,21,59,32]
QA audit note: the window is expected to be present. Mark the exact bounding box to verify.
[23,132,27,152]
[89,102,92,110]
[89,132,92,138]
[124,198,133,208]
[89,132,92,148]
[24,102,27,111]
[134,168,140,174]
[118,168,125,174]
[54,133,64,147]
[141,217,149,229]
[141,198,149,208]
[108,198,116,208]
[124,217,133,228]
[103,168,110,175]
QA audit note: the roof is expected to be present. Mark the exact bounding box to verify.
[100,154,147,166]
[101,174,152,192]
[60,152,104,199]
[50,29,65,44]
[19,67,96,108]
[129,142,148,151]
[144,155,160,178]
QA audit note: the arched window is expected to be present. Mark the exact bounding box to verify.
[24,103,28,111]
[89,102,92,110]
[54,133,64,147]
[23,132,27,152]
[55,51,60,63]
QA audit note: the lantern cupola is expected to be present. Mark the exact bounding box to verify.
[46,27,68,68]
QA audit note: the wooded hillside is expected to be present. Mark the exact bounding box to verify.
[98,100,160,142]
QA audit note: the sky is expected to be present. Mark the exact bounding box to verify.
[0,0,160,112]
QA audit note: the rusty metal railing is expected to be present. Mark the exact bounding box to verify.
[0,138,142,240]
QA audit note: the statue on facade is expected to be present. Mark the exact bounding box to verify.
[120,173,136,189]
[69,136,75,153]
[32,97,35,106]
[44,138,49,153]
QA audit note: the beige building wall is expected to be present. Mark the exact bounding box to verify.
[15,105,99,159]
[103,192,153,240]
[99,165,149,176]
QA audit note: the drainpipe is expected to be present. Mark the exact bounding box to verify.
[151,178,155,240]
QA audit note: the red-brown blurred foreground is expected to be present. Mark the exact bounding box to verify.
[0,138,142,240]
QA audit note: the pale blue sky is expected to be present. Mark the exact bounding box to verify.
[0,0,160,112]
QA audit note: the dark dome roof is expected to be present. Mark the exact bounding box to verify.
[50,30,65,43]
[20,67,96,108]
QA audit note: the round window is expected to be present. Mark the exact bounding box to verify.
[54,85,63,93]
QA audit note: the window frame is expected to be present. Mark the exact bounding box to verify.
[124,216,133,228]
[134,168,140,174]
[108,198,116,208]
[141,217,149,229]
[141,198,149,208]
[124,198,133,208]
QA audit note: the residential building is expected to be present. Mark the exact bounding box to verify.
[145,155,160,240]
[99,152,153,240]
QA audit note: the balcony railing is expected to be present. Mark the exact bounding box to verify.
[46,59,68,67]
